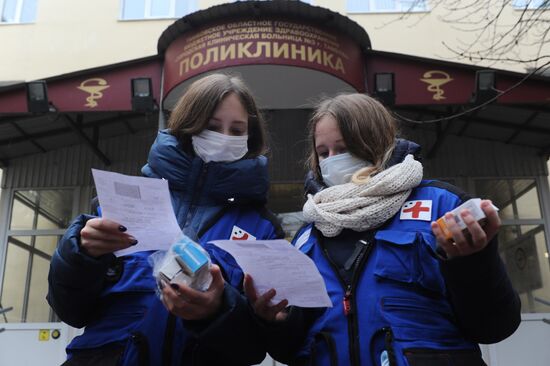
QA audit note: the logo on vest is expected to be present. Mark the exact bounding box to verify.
[230,225,256,240]
[400,200,432,221]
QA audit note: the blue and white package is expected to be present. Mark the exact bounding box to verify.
[173,237,209,275]
[150,234,212,293]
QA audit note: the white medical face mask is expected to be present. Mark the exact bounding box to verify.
[319,152,372,187]
[192,129,248,163]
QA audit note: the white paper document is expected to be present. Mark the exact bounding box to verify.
[210,239,332,308]
[92,169,182,256]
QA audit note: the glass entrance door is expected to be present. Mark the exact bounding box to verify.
[1,189,76,322]
[475,178,550,314]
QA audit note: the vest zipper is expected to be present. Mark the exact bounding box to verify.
[343,287,352,316]
[161,314,177,365]
[383,327,398,366]
[344,239,369,271]
[169,164,207,364]
[319,233,374,366]
[129,331,150,366]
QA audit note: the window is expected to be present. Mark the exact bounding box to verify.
[121,0,197,20]
[475,178,550,313]
[512,0,550,9]
[347,0,428,13]
[0,0,37,23]
[0,189,75,322]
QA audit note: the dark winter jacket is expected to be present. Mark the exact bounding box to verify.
[47,130,283,365]
[263,139,520,366]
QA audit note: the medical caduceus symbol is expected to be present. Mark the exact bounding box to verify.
[77,78,110,108]
[420,71,453,100]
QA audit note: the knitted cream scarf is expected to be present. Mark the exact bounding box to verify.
[303,154,423,237]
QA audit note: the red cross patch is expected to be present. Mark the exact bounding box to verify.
[400,200,432,221]
[230,225,256,241]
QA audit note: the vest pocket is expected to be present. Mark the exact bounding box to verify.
[382,327,483,366]
[381,296,462,343]
[311,332,339,366]
[374,229,445,294]
[62,345,124,366]
[403,348,487,366]
[68,300,150,350]
[105,256,157,294]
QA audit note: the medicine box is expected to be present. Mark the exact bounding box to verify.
[435,198,498,240]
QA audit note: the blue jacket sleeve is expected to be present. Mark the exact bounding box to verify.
[182,209,285,364]
[47,214,116,328]
[184,281,323,366]
[440,236,521,344]
[426,181,521,343]
[260,306,324,365]
[184,284,267,365]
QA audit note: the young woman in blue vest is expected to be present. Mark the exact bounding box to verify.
[47,73,283,365]
[245,93,521,366]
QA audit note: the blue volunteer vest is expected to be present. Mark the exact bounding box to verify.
[294,181,483,366]
[66,205,281,366]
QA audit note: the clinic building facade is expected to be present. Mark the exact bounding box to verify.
[0,1,549,365]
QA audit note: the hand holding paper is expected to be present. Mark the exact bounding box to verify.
[92,169,183,256]
[210,239,332,308]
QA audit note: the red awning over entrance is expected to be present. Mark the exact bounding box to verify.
[0,57,162,167]
[0,56,162,114]
[0,0,549,166]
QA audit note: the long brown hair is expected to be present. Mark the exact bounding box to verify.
[168,73,268,157]
[307,93,397,181]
